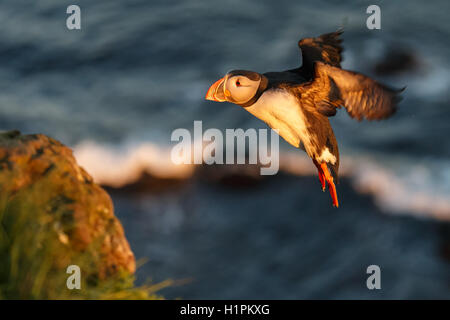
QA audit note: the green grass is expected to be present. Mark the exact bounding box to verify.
[0,171,171,300]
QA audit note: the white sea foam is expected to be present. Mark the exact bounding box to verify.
[349,157,450,220]
[73,141,450,220]
[281,151,450,220]
[73,140,194,188]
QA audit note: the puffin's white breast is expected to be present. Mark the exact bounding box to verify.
[245,89,312,150]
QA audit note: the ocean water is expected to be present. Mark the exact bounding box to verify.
[1,0,449,298]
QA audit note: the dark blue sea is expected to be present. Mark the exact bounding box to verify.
[0,0,449,298]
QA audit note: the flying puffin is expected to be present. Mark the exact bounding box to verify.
[205,30,403,207]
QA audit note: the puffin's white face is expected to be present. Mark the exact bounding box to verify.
[206,70,264,106]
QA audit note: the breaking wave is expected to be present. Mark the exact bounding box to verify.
[74,141,450,220]
[74,140,194,188]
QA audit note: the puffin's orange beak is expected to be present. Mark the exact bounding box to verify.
[205,77,226,102]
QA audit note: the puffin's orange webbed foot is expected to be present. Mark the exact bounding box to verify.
[320,162,339,208]
[313,160,326,192]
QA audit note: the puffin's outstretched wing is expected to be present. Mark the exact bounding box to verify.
[291,30,344,80]
[301,62,403,121]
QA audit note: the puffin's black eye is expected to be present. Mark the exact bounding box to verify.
[236,80,241,86]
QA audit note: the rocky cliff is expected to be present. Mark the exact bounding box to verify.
[0,131,136,298]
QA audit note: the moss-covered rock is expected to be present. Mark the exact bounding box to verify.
[0,131,142,299]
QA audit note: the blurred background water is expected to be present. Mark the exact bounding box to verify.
[0,0,449,298]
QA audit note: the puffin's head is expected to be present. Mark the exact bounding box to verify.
[205,70,268,107]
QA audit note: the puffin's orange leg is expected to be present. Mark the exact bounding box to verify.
[320,162,339,208]
[313,160,326,191]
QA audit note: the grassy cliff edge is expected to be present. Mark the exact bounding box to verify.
[0,131,168,299]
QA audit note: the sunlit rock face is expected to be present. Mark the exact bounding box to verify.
[0,131,135,280]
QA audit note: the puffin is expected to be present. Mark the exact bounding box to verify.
[205,30,403,207]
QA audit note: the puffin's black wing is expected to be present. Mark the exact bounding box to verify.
[290,30,344,80]
[301,62,403,121]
